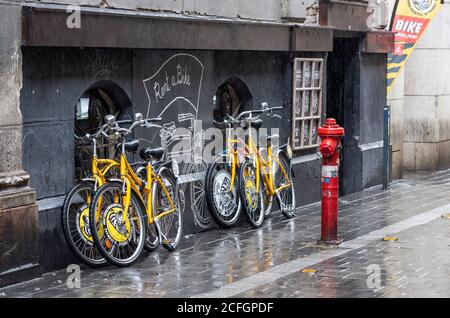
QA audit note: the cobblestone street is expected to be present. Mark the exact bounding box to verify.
[1,170,450,298]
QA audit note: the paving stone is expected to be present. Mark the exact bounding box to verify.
[1,170,450,298]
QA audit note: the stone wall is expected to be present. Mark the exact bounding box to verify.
[389,0,450,173]
[0,3,40,287]
[5,0,292,21]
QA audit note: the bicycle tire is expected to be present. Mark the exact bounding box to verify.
[62,181,107,267]
[239,158,265,228]
[136,166,160,252]
[153,167,183,251]
[274,153,296,219]
[89,181,147,267]
[262,179,274,217]
[205,157,242,228]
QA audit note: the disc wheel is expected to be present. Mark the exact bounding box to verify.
[239,158,265,228]
[62,181,107,267]
[89,181,146,267]
[205,157,242,228]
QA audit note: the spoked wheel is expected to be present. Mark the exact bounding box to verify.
[153,167,182,252]
[258,149,274,217]
[89,181,147,267]
[136,166,160,252]
[239,158,265,228]
[62,181,107,267]
[262,177,274,217]
[135,164,159,252]
[144,219,160,252]
[205,158,242,228]
[190,160,212,229]
[274,153,296,219]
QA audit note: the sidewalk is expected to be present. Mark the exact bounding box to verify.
[1,170,450,298]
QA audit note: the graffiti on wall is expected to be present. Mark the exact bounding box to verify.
[85,50,120,79]
[143,54,211,229]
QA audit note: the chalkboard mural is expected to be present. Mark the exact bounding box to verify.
[142,54,211,229]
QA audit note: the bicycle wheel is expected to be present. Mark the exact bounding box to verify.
[144,220,160,252]
[136,167,160,252]
[153,167,182,251]
[190,160,212,229]
[62,181,107,267]
[239,158,265,228]
[274,153,296,219]
[89,181,146,267]
[205,157,242,228]
[262,177,274,217]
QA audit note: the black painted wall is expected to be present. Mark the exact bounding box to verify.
[20,47,326,271]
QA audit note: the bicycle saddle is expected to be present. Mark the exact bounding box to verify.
[116,140,140,153]
[250,118,263,130]
[139,147,165,161]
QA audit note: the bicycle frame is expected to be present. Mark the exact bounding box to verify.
[226,128,292,198]
[118,151,177,226]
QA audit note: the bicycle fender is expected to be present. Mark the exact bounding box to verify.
[80,178,96,183]
[276,149,295,178]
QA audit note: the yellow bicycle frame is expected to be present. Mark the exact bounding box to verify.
[91,154,120,220]
[91,155,120,189]
[227,132,292,198]
[118,153,177,226]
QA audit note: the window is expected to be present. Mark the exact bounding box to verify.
[213,77,253,121]
[74,82,132,181]
[292,58,323,150]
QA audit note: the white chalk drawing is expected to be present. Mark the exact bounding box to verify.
[143,54,211,229]
[85,50,119,79]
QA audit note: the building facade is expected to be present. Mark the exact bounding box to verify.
[0,0,392,287]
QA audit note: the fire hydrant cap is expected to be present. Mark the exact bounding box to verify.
[318,118,345,137]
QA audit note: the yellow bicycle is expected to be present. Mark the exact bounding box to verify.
[239,104,296,227]
[62,116,159,266]
[206,103,296,229]
[89,114,182,267]
[62,117,121,266]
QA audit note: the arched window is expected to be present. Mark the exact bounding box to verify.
[74,81,132,180]
[213,77,253,121]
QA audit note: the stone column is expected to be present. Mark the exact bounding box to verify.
[0,3,40,287]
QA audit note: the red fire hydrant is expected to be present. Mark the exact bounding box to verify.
[317,118,345,245]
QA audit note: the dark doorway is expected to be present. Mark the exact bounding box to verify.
[326,37,361,195]
[74,81,132,180]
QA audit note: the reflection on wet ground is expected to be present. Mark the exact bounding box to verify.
[1,170,450,298]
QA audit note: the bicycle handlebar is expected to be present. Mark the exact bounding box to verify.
[213,104,283,128]
[111,117,162,137]
[75,116,162,141]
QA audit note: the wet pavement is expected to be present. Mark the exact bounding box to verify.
[1,170,450,298]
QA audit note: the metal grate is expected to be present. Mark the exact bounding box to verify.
[291,58,323,150]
